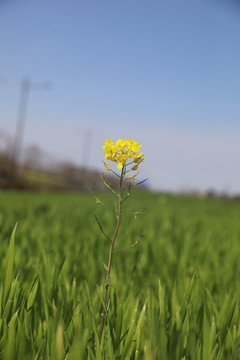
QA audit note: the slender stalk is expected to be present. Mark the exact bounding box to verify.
[99,170,123,344]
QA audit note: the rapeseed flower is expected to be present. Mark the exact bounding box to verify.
[104,163,112,171]
[131,164,139,171]
[103,139,146,170]
[98,138,147,343]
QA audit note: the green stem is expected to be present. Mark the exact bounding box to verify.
[99,169,123,344]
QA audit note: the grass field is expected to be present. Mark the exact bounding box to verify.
[0,190,240,359]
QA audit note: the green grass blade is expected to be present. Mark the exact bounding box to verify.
[27,275,39,311]
[3,223,17,309]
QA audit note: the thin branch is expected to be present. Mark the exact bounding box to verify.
[120,185,132,204]
[102,161,121,178]
[120,208,145,216]
[113,233,144,253]
[133,177,148,186]
[89,188,104,205]
[94,214,111,242]
[89,188,115,213]
[101,173,119,195]
[125,160,135,166]
[102,262,108,271]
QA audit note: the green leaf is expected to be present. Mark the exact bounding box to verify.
[3,223,17,308]
[55,322,64,360]
[135,301,146,358]
[115,302,123,347]
[107,320,115,359]
[158,279,166,325]
[202,310,211,360]
[121,303,138,359]
[27,275,39,311]
[5,324,16,360]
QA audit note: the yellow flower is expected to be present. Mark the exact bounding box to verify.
[103,139,145,170]
[104,163,112,171]
[133,153,146,163]
[117,153,128,169]
[131,164,138,171]
[128,175,136,180]
[102,140,117,162]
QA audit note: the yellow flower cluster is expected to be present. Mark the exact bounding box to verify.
[103,139,146,170]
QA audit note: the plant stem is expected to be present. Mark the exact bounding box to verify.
[99,173,123,344]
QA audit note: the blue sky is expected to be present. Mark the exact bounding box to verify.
[0,0,240,193]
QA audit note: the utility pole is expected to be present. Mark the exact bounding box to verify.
[11,76,51,175]
[12,77,30,169]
